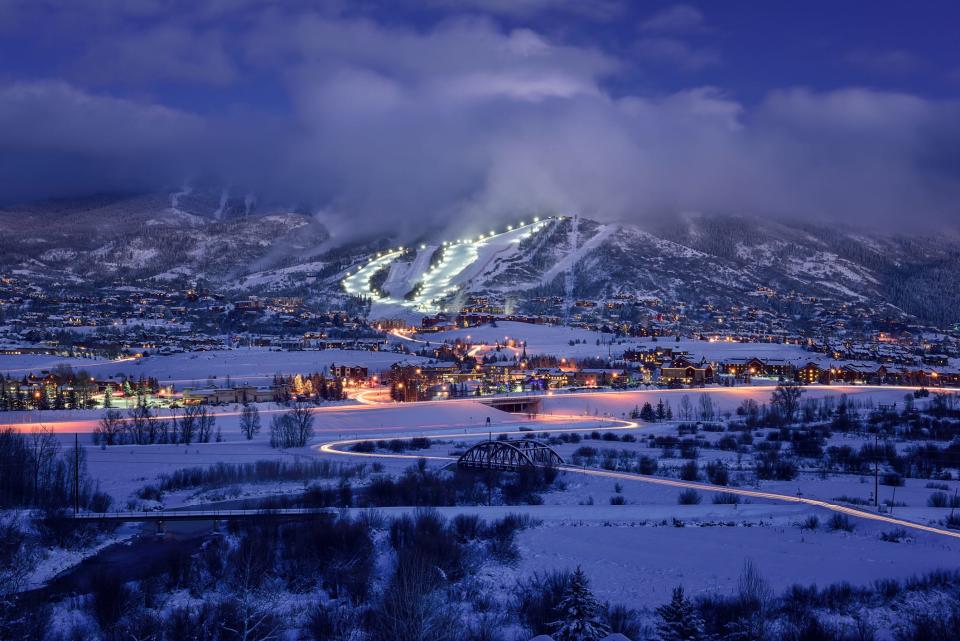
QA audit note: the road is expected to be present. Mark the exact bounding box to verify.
[314,413,960,542]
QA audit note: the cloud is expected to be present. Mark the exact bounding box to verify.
[0,81,205,201]
[74,25,238,86]
[639,4,708,34]
[0,8,958,236]
[416,0,624,20]
[845,49,924,76]
[634,36,720,71]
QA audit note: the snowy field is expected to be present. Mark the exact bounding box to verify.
[511,511,960,608]
[341,502,960,608]
[7,383,960,614]
[5,386,953,503]
[0,348,435,384]
[0,353,117,374]
[538,385,930,418]
[414,321,819,362]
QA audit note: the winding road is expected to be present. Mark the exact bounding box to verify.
[315,410,960,542]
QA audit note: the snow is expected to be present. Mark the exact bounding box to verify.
[27,525,139,589]
[6,380,960,615]
[95,348,435,385]
[0,353,116,375]
[236,260,329,288]
[540,222,615,285]
[512,513,960,608]
[414,321,821,364]
[345,219,554,316]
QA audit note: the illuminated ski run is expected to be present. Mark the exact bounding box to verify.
[342,217,554,312]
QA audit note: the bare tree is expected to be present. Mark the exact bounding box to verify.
[289,403,314,447]
[95,410,124,446]
[221,539,282,641]
[698,394,715,422]
[127,405,151,444]
[269,415,294,449]
[240,404,261,440]
[197,406,216,443]
[771,381,803,424]
[27,425,59,499]
[179,407,196,445]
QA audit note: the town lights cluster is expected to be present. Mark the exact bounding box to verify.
[342,216,555,311]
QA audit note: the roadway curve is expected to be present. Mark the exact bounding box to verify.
[315,413,960,542]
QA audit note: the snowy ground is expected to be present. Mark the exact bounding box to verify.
[6,384,960,606]
[0,353,118,375]
[512,510,960,608]
[412,321,820,362]
[539,385,927,418]
[0,348,434,385]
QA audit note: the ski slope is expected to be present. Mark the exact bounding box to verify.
[341,217,555,314]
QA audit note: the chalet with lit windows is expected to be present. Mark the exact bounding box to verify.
[572,368,628,388]
[183,385,276,405]
[660,362,714,385]
[721,357,795,379]
[330,365,369,382]
[796,361,825,384]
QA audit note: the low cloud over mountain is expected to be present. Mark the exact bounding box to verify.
[1,2,958,234]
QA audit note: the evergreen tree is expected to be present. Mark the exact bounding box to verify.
[656,398,667,421]
[103,386,113,408]
[656,586,705,641]
[639,402,656,422]
[549,567,609,641]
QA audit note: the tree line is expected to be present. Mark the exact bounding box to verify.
[93,405,217,446]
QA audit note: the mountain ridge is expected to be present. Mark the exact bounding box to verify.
[2,193,959,327]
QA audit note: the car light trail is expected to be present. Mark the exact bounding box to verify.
[316,414,960,542]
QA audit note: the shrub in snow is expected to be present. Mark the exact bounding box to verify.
[828,513,855,532]
[880,528,908,543]
[516,569,575,636]
[602,604,643,641]
[881,472,905,487]
[678,489,701,505]
[705,461,728,486]
[679,460,699,481]
[711,492,740,505]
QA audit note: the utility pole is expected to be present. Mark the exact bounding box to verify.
[874,432,879,509]
[74,432,79,516]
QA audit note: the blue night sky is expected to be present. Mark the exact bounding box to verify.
[1,0,958,229]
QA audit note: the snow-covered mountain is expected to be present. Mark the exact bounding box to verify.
[2,192,959,327]
[323,214,960,327]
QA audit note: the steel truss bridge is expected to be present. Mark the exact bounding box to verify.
[457,438,563,471]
